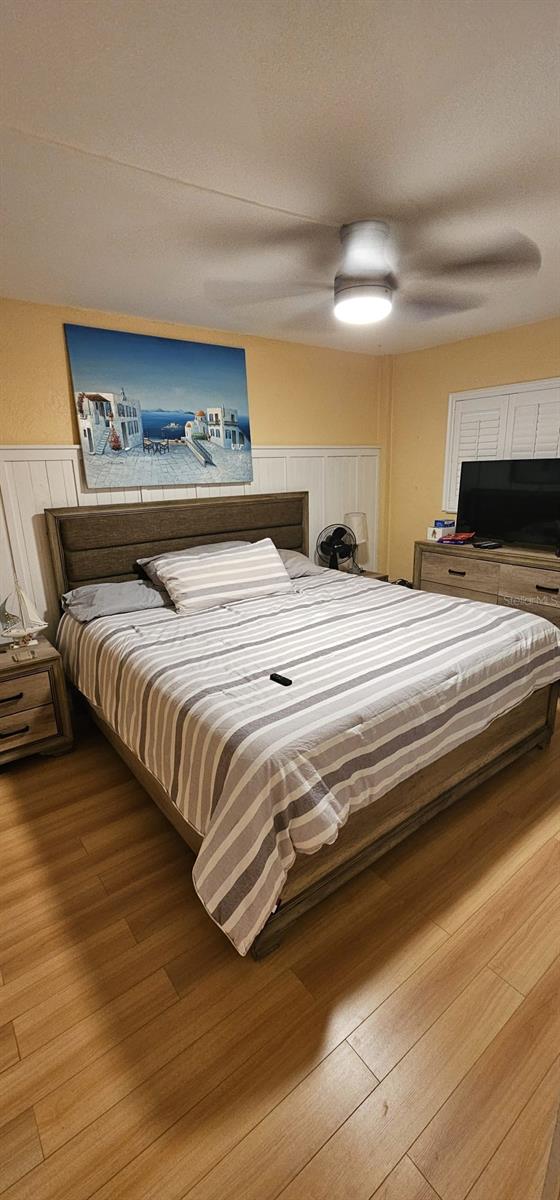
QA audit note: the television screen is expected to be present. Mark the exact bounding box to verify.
[456,459,560,550]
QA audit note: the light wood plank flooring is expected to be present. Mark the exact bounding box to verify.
[0,714,559,1200]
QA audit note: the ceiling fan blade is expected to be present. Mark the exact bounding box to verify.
[398,290,483,320]
[197,219,340,274]
[204,279,330,306]
[272,299,336,330]
[415,233,541,280]
[389,152,560,229]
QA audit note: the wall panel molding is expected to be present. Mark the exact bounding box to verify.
[0,444,380,636]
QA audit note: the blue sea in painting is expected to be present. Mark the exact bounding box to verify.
[141,409,194,438]
[141,409,251,440]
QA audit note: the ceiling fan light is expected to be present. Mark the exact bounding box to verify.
[334,283,392,325]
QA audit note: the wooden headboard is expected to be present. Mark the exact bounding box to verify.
[45,492,309,594]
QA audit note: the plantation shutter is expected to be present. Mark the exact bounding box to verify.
[506,387,560,458]
[444,395,508,511]
[443,380,560,512]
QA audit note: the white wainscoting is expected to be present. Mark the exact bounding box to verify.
[0,444,380,636]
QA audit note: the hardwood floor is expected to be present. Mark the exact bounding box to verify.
[0,714,558,1200]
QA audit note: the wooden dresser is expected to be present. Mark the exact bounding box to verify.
[413,541,560,628]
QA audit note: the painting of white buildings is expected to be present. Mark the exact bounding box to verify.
[65,324,253,489]
[206,406,248,449]
[77,390,143,457]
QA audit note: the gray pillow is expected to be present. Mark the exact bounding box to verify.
[277,548,327,578]
[137,540,249,586]
[62,580,169,623]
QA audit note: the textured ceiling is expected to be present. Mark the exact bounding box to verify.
[1,0,559,352]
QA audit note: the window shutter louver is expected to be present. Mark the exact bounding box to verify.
[507,388,560,458]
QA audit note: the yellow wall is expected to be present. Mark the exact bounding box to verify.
[0,297,381,447]
[387,318,560,580]
[1,298,559,580]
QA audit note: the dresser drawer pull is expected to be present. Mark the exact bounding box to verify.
[0,724,29,739]
[448,568,466,577]
[535,584,559,595]
[0,691,24,705]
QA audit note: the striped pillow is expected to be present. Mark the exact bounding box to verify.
[155,538,294,614]
[136,540,249,586]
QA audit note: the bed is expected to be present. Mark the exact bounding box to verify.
[46,493,560,957]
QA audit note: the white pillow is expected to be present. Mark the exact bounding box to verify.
[277,548,327,578]
[136,540,249,586]
[155,538,294,614]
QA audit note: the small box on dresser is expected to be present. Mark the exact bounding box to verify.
[413,540,560,627]
[0,635,73,764]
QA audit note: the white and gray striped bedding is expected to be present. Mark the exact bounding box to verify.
[58,573,560,954]
[154,537,293,614]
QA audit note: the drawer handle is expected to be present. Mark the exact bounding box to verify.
[0,691,24,705]
[448,568,466,577]
[535,584,559,595]
[0,724,30,739]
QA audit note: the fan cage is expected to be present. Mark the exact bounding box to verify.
[316,524,357,570]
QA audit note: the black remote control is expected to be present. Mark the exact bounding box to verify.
[270,673,292,686]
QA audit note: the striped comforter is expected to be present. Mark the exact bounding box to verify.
[58,573,560,954]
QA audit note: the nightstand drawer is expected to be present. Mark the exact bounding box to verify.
[0,704,58,753]
[0,670,53,715]
[499,564,560,610]
[421,551,499,595]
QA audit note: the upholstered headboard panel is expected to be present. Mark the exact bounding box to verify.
[45,492,309,593]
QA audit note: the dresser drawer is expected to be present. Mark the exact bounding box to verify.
[499,564,560,610]
[0,670,53,715]
[421,580,497,605]
[421,551,499,596]
[0,704,58,753]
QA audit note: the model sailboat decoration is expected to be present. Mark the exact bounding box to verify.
[0,583,47,646]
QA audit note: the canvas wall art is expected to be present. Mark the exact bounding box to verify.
[64,324,253,489]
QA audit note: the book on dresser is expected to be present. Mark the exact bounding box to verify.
[413,541,560,628]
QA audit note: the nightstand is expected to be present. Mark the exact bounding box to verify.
[0,635,73,764]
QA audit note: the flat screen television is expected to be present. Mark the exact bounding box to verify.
[456,459,560,551]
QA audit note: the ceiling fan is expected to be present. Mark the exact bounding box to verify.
[331,220,541,325]
[207,219,541,326]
